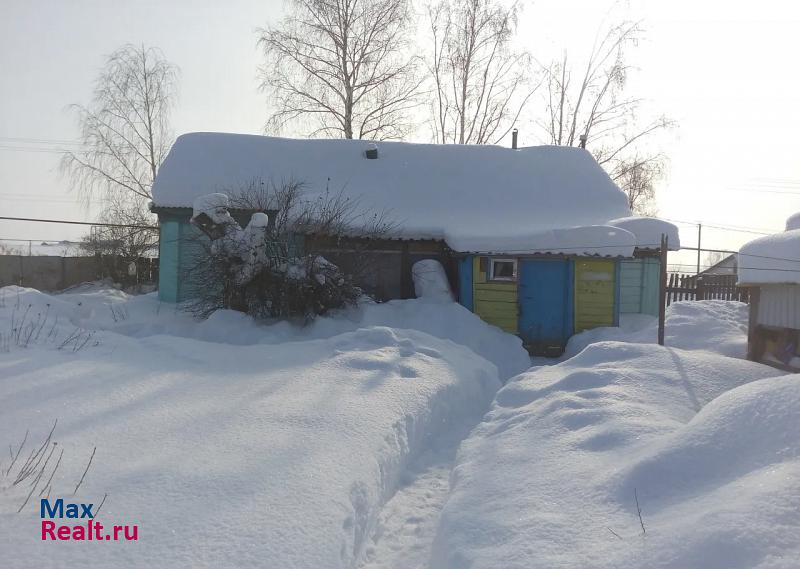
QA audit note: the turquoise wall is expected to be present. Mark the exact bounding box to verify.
[641,257,660,316]
[157,212,306,304]
[176,221,207,302]
[158,212,204,303]
[158,217,181,303]
[619,259,644,313]
[619,257,660,316]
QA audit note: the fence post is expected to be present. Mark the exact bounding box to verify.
[695,276,705,301]
[658,234,668,346]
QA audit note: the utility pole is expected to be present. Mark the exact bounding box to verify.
[696,223,702,275]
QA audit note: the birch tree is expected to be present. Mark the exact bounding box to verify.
[61,44,177,276]
[62,44,178,205]
[540,22,672,214]
[258,0,420,140]
[426,0,533,145]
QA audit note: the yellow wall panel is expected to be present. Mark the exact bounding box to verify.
[574,258,616,333]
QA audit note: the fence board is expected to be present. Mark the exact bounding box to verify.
[666,273,748,305]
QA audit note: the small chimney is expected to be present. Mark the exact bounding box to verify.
[511,128,518,149]
[579,134,587,149]
[365,143,378,159]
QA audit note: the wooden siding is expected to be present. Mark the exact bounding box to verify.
[619,259,643,313]
[574,258,616,332]
[473,256,518,333]
[458,256,474,310]
[158,218,180,303]
[641,257,660,316]
[177,221,208,302]
[618,257,660,316]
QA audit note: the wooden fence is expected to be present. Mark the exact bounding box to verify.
[666,273,749,306]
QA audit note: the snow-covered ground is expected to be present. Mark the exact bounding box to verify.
[2,288,798,568]
[431,310,799,568]
[566,300,750,358]
[0,285,523,568]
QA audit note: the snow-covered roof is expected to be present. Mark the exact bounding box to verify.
[607,216,681,250]
[738,227,800,285]
[786,212,800,231]
[153,133,674,256]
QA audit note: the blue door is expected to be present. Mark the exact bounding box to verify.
[518,259,573,350]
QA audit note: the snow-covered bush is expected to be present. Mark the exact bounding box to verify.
[184,186,371,320]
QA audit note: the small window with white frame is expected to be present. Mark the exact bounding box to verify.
[489,258,517,281]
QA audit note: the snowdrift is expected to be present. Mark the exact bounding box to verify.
[0,285,507,568]
[431,342,796,569]
[565,300,749,359]
[0,285,530,381]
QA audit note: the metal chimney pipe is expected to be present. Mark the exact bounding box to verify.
[512,128,518,149]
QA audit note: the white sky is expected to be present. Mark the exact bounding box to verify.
[2,0,799,268]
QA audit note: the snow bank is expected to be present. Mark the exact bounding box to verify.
[739,228,800,285]
[565,300,749,359]
[0,290,501,568]
[411,259,453,301]
[152,133,631,246]
[607,216,681,250]
[0,285,530,381]
[431,342,793,569]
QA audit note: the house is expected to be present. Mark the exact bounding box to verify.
[739,213,800,371]
[702,253,738,276]
[150,132,679,354]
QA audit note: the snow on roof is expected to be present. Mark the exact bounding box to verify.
[786,212,800,231]
[738,218,800,285]
[153,133,638,254]
[448,225,637,257]
[607,216,681,250]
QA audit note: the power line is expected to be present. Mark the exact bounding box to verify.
[0,145,75,154]
[660,217,777,235]
[726,187,800,196]
[0,216,156,229]
[0,136,82,146]
[0,238,82,243]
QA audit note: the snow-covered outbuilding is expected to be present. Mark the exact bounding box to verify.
[739,213,800,370]
[151,132,679,354]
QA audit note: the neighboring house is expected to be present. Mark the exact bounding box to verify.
[151,132,679,354]
[739,213,800,371]
[702,253,738,276]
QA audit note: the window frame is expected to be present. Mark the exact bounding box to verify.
[488,258,518,282]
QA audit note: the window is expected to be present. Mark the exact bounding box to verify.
[489,258,517,281]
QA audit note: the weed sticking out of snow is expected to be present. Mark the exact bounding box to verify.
[1,293,99,353]
[1,420,101,517]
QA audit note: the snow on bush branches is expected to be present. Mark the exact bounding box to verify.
[186,192,360,319]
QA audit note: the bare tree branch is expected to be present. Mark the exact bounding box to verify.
[61,44,179,206]
[258,0,421,140]
[61,44,177,277]
[425,0,534,145]
[539,21,675,214]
